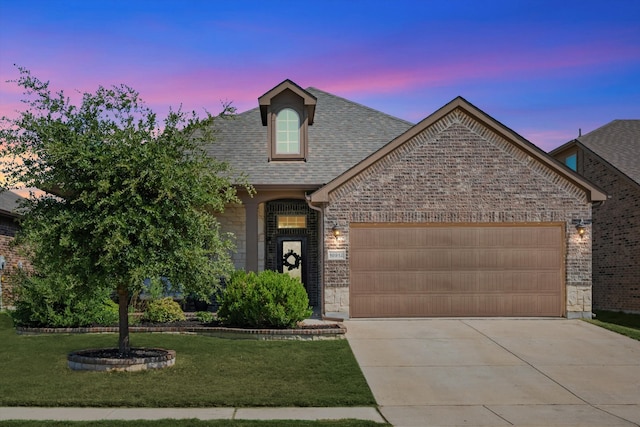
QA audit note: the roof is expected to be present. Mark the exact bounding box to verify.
[311,96,607,203]
[205,86,414,187]
[0,189,25,218]
[573,120,640,186]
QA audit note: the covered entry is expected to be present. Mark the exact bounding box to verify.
[265,199,319,307]
[349,224,564,318]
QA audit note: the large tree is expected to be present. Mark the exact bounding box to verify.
[1,68,250,354]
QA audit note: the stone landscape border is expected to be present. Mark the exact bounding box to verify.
[16,324,346,340]
[68,348,176,372]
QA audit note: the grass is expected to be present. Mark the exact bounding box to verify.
[586,310,640,341]
[0,313,375,408]
[0,421,389,427]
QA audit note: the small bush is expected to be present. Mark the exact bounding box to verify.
[195,311,215,324]
[9,271,119,327]
[142,297,186,323]
[92,298,119,326]
[217,270,312,328]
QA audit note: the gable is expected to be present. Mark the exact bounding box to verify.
[258,79,317,126]
[311,97,606,204]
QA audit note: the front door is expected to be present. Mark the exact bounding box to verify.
[265,199,318,306]
[277,236,307,289]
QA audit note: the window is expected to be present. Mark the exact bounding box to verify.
[277,215,307,229]
[276,108,300,155]
[260,82,315,161]
[564,153,577,171]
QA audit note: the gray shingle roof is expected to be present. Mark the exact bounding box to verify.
[0,190,24,216]
[205,87,414,187]
[578,120,640,185]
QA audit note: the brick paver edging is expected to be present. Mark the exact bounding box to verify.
[15,324,346,340]
[68,348,176,371]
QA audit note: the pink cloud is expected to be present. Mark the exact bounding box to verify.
[130,68,269,115]
[0,100,22,120]
[5,25,636,119]
[292,37,640,99]
[2,25,636,147]
[520,129,578,152]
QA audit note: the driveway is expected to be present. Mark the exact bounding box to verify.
[345,319,640,427]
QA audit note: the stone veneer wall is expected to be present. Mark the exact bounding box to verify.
[323,109,593,318]
[215,203,265,271]
[582,150,640,313]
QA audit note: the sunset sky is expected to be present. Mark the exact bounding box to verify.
[1,0,639,152]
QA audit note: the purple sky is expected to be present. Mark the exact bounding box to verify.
[1,0,639,152]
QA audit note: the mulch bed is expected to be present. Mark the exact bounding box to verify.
[71,347,168,359]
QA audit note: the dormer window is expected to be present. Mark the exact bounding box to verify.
[276,108,301,155]
[564,153,577,171]
[259,80,316,162]
[557,148,579,172]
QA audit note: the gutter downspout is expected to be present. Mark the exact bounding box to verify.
[305,194,325,319]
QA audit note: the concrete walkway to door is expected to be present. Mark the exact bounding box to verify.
[345,318,640,427]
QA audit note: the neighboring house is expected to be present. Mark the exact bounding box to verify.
[0,189,26,307]
[551,120,640,314]
[208,80,606,319]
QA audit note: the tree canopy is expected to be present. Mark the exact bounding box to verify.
[0,67,251,353]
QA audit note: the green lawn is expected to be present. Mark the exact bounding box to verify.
[0,313,375,408]
[586,310,640,341]
[0,421,389,427]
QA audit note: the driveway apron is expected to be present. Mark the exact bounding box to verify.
[345,318,640,427]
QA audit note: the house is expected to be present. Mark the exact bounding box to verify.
[551,120,640,313]
[208,80,606,319]
[0,189,26,307]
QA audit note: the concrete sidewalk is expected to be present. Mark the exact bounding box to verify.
[0,406,386,422]
[346,318,640,427]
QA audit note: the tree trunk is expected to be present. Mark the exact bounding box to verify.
[117,286,130,355]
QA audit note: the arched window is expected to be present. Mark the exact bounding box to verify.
[275,108,300,155]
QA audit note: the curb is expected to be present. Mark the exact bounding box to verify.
[0,406,386,423]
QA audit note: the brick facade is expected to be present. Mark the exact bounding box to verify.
[323,109,593,317]
[265,199,320,306]
[0,216,28,307]
[0,215,19,238]
[582,150,640,313]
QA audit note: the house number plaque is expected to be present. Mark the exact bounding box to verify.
[327,249,346,260]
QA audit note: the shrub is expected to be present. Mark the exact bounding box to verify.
[92,298,119,326]
[142,297,186,323]
[9,271,119,327]
[217,270,312,328]
[195,311,215,324]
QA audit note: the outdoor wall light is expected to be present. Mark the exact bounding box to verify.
[331,224,341,239]
[572,219,592,237]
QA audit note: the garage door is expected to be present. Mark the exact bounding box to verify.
[350,224,564,317]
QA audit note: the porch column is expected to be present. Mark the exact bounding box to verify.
[245,200,259,272]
